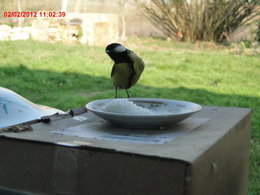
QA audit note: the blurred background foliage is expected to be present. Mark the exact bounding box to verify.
[138,0,260,42]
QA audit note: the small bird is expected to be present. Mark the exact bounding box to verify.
[105,43,145,98]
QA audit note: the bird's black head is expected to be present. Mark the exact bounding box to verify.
[105,43,131,64]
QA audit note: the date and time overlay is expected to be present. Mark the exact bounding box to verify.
[2,11,66,18]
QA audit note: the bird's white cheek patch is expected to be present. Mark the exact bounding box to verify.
[114,45,127,53]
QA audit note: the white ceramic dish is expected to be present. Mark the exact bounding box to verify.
[86,98,201,129]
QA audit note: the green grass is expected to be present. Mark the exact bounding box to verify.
[0,38,259,194]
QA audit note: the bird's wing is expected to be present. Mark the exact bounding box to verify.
[127,50,136,75]
[127,62,136,89]
[127,62,135,74]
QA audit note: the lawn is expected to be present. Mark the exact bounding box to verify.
[0,38,259,194]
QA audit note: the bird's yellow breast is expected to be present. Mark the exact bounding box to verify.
[112,63,133,89]
[111,51,144,89]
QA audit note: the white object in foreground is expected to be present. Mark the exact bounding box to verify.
[0,87,63,128]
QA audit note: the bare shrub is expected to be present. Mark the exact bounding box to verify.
[137,0,259,42]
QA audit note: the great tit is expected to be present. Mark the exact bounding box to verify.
[105,43,145,98]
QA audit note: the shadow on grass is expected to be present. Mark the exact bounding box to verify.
[0,65,259,109]
[1,65,259,133]
[0,65,259,193]
[0,65,113,109]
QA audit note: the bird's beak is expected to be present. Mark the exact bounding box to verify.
[105,50,111,53]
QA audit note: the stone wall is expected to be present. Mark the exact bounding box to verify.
[66,13,119,46]
[0,13,119,46]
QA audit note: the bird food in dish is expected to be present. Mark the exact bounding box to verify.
[86,98,202,128]
[103,99,153,115]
